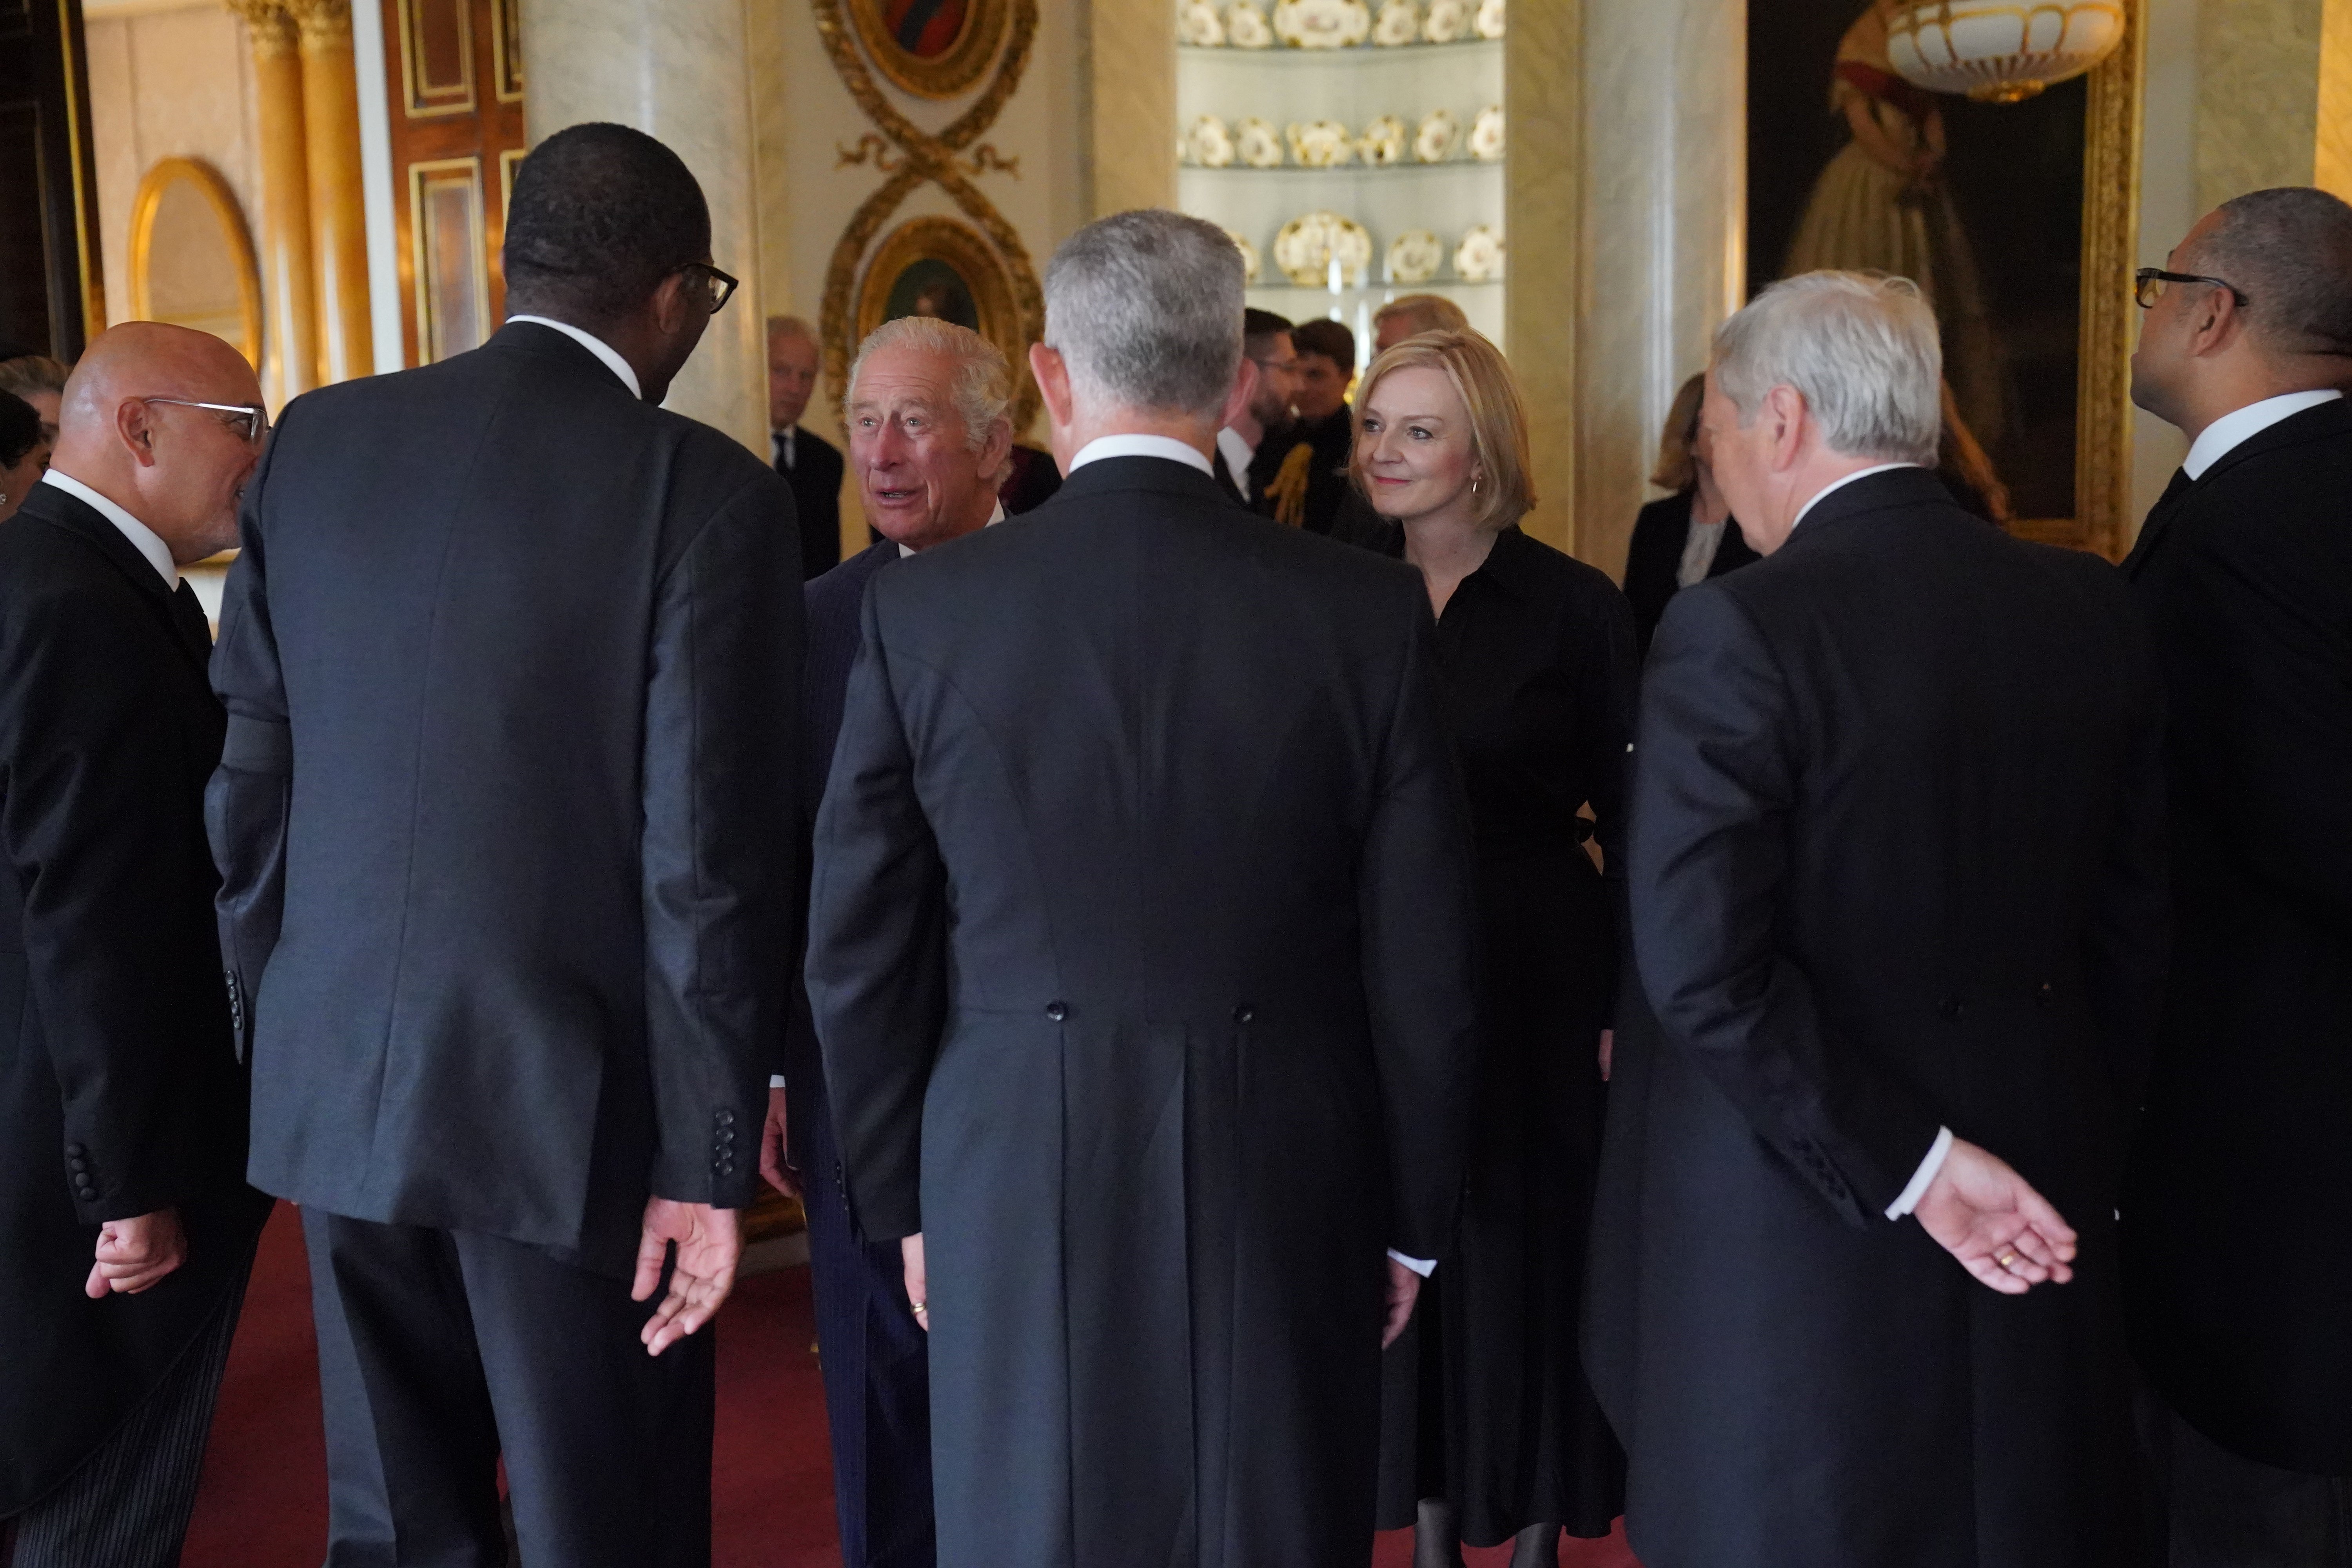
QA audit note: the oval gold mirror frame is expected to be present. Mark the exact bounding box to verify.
[128,157,263,370]
[844,0,1011,100]
[853,214,1040,432]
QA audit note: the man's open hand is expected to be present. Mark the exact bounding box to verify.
[86,1207,186,1299]
[633,1199,741,1355]
[1915,1137,2077,1295]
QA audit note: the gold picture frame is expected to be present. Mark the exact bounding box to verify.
[850,214,1042,432]
[845,0,1011,100]
[127,157,263,370]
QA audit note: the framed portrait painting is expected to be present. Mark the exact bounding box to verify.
[853,214,1042,430]
[844,0,1013,99]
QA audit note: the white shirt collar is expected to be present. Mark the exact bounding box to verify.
[2182,389,2342,480]
[1214,426,1255,498]
[1069,433,1216,477]
[898,499,1006,559]
[40,470,178,587]
[506,315,642,399]
[1791,462,1919,532]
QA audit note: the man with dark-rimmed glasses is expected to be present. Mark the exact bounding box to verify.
[0,321,275,1567]
[207,120,801,1566]
[2124,186,2352,1567]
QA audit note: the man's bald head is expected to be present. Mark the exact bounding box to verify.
[51,322,265,564]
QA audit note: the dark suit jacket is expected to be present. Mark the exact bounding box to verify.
[778,424,844,581]
[804,454,1480,1567]
[780,537,898,1170]
[209,321,803,1275]
[1621,488,1759,655]
[0,483,268,1513]
[2120,397,2352,1474]
[1588,468,2167,1567]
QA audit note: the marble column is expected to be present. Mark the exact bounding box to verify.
[520,0,767,452]
[226,0,319,403]
[287,0,373,383]
[1506,0,1581,558]
[1572,0,1746,579]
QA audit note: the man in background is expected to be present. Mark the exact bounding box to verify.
[762,312,1012,1568]
[806,207,1478,1568]
[0,323,272,1568]
[1589,271,2165,1568]
[771,314,844,580]
[1372,294,1469,354]
[2122,186,2352,1566]
[1213,308,1298,509]
[1251,317,1357,535]
[209,123,800,1566]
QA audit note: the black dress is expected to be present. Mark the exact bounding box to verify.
[1372,525,1637,1545]
[1621,488,1759,655]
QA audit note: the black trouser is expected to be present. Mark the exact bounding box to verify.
[2140,1388,2352,1567]
[0,1261,250,1568]
[303,1209,715,1568]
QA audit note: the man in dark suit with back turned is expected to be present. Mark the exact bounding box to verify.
[2122,187,2352,1566]
[806,209,1481,1568]
[1586,271,2169,1568]
[761,312,1012,1568]
[0,323,273,1568]
[771,314,845,580]
[206,123,800,1567]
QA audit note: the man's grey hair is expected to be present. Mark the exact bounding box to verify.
[1711,271,1942,466]
[2187,186,2352,358]
[767,313,816,343]
[1042,209,1242,417]
[846,315,1013,456]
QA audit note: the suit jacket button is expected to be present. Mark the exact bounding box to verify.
[65,1143,85,1158]
[1233,1005,1254,1024]
[1937,995,1965,1020]
[716,1109,737,1127]
[1045,1001,1068,1022]
[68,1157,87,1173]
[2036,982,2054,1008]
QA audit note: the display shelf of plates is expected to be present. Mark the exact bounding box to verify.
[1174,0,1508,353]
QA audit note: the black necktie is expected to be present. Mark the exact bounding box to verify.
[171,580,214,659]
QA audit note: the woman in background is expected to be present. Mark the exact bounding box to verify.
[1621,372,1760,656]
[0,390,48,524]
[1355,330,1635,1568]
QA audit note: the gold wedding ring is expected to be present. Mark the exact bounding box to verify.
[1996,1251,2018,1269]
[911,1301,929,1315]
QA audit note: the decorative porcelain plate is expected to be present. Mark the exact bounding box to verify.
[1183,114,1236,167]
[1421,0,1470,42]
[1273,210,1375,287]
[1274,0,1372,48]
[1386,228,1444,285]
[1236,116,1285,167]
[1414,108,1459,163]
[1180,0,1228,46]
[1475,0,1506,37]
[1228,0,1276,48]
[1371,0,1420,45]
[1288,119,1356,167]
[1469,104,1505,162]
[1454,223,1504,281]
[1226,228,1264,285]
[1358,113,1408,165]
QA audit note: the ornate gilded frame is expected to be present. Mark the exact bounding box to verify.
[128,157,264,370]
[845,0,1013,100]
[855,216,1026,370]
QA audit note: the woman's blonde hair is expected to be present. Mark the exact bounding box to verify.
[1650,372,1708,492]
[1349,328,1533,532]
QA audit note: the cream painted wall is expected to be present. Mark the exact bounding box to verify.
[83,1,266,341]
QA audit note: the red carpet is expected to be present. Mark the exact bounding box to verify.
[183,1203,1636,1568]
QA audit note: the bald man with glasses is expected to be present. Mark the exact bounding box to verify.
[0,321,274,1568]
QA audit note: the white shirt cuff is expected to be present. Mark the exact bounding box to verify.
[1885,1125,1954,1220]
[768,1074,786,1089]
[1387,1249,1436,1277]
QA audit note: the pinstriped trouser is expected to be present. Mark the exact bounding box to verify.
[1,1269,248,1568]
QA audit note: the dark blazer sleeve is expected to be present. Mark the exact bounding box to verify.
[805,585,950,1240]
[2,578,218,1222]
[208,421,295,1065]
[1358,592,1481,1260]
[2082,594,2169,1107]
[1630,584,1942,1223]
[639,472,803,1207]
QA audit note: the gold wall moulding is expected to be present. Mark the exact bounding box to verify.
[854,214,1027,387]
[128,157,264,370]
[398,0,477,118]
[845,0,1012,100]
[2060,0,2143,559]
[813,0,1044,431]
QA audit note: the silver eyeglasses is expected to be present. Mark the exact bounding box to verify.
[140,398,270,446]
